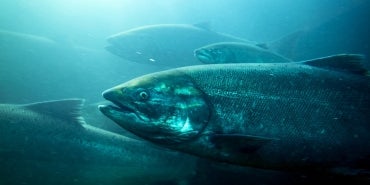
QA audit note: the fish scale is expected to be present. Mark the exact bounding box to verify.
[100,54,370,175]
[0,99,196,185]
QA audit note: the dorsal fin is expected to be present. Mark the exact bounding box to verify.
[193,21,211,31]
[302,54,368,76]
[23,98,85,125]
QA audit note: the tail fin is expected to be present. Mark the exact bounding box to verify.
[268,30,307,60]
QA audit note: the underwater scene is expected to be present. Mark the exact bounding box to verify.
[0,0,369,185]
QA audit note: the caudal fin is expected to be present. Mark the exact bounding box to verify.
[268,30,307,60]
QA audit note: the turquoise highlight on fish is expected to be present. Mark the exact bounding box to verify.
[99,54,370,176]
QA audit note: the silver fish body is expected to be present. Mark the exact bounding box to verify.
[0,99,196,185]
[100,54,370,174]
[106,24,253,67]
[105,24,299,67]
[194,42,292,64]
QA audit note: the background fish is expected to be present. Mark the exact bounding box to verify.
[0,29,138,103]
[105,23,298,67]
[194,42,292,64]
[0,99,196,185]
[99,54,370,178]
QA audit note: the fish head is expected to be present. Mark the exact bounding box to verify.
[99,70,210,145]
[194,44,232,64]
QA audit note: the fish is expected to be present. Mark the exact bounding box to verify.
[0,99,196,185]
[0,29,60,62]
[0,29,131,103]
[194,42,292,64]
[0,29,91,58]
[0,29,57,45]
[272,1,370,63]
[99,54,370,176]
[105,23,296,67]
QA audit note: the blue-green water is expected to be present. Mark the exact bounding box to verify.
[0,0,369,185]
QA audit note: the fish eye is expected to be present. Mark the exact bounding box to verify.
[138,90,149,100]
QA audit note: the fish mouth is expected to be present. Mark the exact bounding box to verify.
[104,99,137,115]
[194,49,212,63]
[99,100,148,122]
[101,89,135,114]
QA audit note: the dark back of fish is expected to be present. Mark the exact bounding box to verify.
[182,63,370,170]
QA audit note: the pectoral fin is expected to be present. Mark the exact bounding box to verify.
[210,134,277,153]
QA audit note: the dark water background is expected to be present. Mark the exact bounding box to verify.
[0,0,369,185]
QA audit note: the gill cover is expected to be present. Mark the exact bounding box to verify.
[103,70,211,145]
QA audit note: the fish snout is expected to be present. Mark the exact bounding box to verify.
[194,49,213,64]
[193,49,201,56]
[102,88,119,102]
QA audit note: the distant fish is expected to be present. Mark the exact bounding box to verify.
[0,29,59,58]
[0,29,56,45]
[105,23,298,67]
[99,54,370,178]
[0,29,104,62]
[0,99,196,185]
[194,42,292,64]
